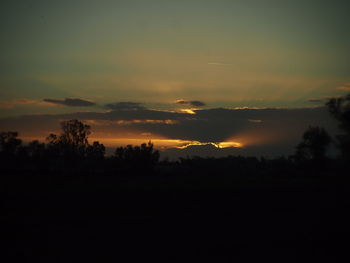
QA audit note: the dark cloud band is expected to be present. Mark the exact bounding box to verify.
[0,106,337,158]
[175,100,206,107]
[104,102,145,111]
[43,98,96,107]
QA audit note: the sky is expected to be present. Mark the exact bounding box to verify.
[1,0,350,157]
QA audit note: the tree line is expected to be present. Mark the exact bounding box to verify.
[0,119,159,173]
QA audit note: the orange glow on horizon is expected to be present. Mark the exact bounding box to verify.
[89,137,195,149]
[179,109,197,114]
[22,136,243,150]
[226,128,289,147]
[217,141,243,148]
[176,141,243,149]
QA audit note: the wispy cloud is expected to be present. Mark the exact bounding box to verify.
[248,119,262,123]
[336,83,350,91]
[0,99,54,109]
[308,96,341,103]
[43,98,96,107]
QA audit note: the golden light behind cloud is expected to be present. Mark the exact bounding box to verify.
[176,141,243,149]
[89,137,194,150]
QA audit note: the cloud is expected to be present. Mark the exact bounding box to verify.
[308,96,341,103]
[104,102,145,111]
[175,100,206,107]
[85,119,179,126]
[0,99,54,109]
[43,98,96,107]
[248,119,262,123]
[336,83,350,91]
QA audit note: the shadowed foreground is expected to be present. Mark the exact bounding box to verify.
[2,162,350,262]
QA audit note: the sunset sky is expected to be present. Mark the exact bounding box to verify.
[1,0,349,157]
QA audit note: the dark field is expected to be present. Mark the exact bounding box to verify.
[3,161,350,262]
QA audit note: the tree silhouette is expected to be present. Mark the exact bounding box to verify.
[114,141,160,171]
[0,131,22,168]
[0,132,22,155]
[26,140,46,159]
[326,93,350,159]
[295,126,331,161]
[59,119,91,146]
[46,119,91,159]
[86,141,106,160]
[0,131,22,162]
[24,140,45,165]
